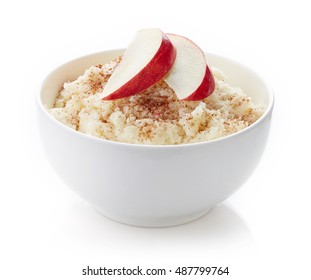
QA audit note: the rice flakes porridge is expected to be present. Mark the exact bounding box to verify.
[49,57,265,145]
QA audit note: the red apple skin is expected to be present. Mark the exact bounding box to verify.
[182,65,215,101]
[103,34,176,100]
[164,33,215,101]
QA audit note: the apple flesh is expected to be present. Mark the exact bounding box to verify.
[99,29,176,100]
[164,34,215,101]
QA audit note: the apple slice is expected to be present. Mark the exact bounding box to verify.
[164,34,215,101]
[99,29,176,100]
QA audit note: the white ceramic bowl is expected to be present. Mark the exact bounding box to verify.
[37,50,274,227]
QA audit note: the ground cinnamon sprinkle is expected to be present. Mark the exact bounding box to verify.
[49,57,266,145]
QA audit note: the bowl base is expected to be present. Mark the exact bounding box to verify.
[94,208,213,228]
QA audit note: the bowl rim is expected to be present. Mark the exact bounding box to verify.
[36,50,274,150]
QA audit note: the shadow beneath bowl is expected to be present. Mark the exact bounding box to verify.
[52,201,253,259]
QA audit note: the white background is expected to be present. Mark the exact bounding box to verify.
[1,0,310,279]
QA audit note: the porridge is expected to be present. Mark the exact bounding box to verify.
[49,56,265,145]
